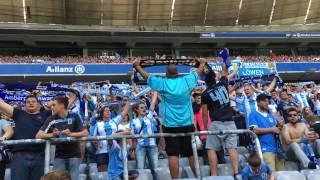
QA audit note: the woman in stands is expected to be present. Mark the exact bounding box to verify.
[131,92,159,180]
[89,102,131,172]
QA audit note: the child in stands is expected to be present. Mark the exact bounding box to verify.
[241,154,274,180]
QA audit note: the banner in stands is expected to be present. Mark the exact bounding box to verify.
[0,90,62,105]
[208,62,275,77]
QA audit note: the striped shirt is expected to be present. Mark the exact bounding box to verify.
[89,115,123,153]
[130,110,158,147]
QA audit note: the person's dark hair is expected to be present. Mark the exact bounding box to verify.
[204,69,216,86]
[98,106,110,120]
[247,154,261,167]
[40,171,71,180]
[133,101,145,117]
[25,94,39,103]
[193,93,201,98]
[286,107,298,115]
[52,96,69,109]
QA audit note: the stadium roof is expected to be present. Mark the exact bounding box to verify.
[0,0,319,26]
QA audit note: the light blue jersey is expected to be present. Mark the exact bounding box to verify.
[89,115,123,153]
[241,163,272,180]
[131,110,158,147]
[108,141,124,180]
[147,71,198,127]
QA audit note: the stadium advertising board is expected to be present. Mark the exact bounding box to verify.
[200,32,320,38]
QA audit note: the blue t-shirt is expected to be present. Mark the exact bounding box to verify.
[248,111,277,153]
[147,71,198,127]
[108,141,124,179]
[241,163,272,180]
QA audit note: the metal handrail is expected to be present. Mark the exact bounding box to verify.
[1,130,262,180]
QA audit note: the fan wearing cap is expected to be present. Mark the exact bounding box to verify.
[248,94,285,172]
[89,101,131,172]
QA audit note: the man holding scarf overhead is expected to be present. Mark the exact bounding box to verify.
[133,58,206,179]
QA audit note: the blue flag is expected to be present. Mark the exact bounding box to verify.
[219,48,231,68]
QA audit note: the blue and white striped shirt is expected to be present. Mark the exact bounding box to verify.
[89,115,123,153]
[130,110,158,147]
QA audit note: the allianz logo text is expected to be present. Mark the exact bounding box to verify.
[45,65,85,74]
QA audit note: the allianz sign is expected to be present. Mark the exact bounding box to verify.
[45,65,85,74]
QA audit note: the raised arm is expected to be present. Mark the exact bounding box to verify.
[0,99,14,118]
[265,77,278,93]
[121,101,131,117]
[0,124,14,141]
[227,63,240,80]
[133,58,150,80]
[149,92,158,111]
[196,58,206,76]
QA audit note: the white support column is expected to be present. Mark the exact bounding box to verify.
[203,0,209,25]
[269,0,277,25]
[304,0,313,24]
[136,0,140,25]
[170,0,176,25]
[235,0,243,25]
[100,0,104,25]
[22,0,27,24]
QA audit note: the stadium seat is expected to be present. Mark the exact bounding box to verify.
[307,173,320,180]
[128,160,137,170]
[79,163,86,174]
[202,176,234,180]
[217,164,233,176]
[156,167,184,180]
[184,165,211,178]
[89,163,98,173]
[300,169,320,176]
[4,169,10,180]
[275,171,303,180]
[180,157,190,167]
[158,158,168,168]
[90,172,108,180]
[136,169,152,180]
[276,173,306,180]
[285,161,299,171]
[79,174,87,180]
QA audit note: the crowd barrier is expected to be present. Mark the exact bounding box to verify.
[1,130,262,180]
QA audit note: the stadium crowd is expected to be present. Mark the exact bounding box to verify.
[0,54,320,64]
[0,55,320,180]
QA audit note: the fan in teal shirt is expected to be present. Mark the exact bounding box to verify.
[147,71,198,127]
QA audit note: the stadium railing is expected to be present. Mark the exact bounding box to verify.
[1,130,262,180]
